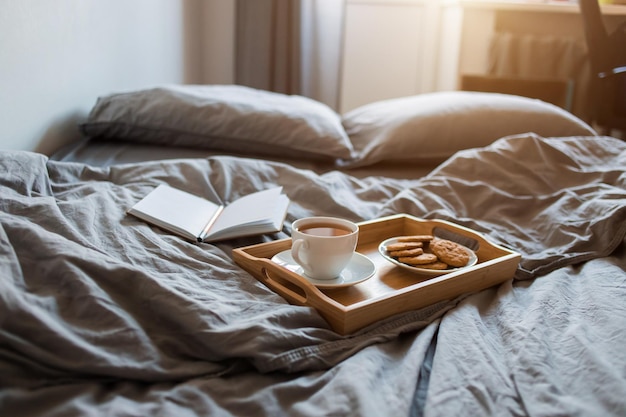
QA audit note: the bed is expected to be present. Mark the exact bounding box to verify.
[2,85,626,416]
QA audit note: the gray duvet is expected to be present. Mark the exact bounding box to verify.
[1,134,625,416]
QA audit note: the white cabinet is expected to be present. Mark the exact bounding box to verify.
[339,0,443,113]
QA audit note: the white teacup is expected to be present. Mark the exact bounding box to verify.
[291,216,359,280]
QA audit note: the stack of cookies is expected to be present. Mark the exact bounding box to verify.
[384,235,471,270]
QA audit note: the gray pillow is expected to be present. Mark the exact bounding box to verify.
[341,91,597,167]
[80,84,355,161]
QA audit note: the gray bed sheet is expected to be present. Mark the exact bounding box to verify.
[2,134,626,416]
[50,138,438,180]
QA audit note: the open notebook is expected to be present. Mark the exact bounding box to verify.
[128,185,289,242]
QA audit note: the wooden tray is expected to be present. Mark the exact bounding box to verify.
[232,214,520,335]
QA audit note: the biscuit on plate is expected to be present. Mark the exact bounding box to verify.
[430,238,470,268]
[385,242,423,252]
[416,261,449,270]
[389,247,424,257]
[398,253,438,265]
[396,235,434,243]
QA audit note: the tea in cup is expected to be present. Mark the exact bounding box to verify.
[291,216,359,280]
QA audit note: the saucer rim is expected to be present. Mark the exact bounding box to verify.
[271,250,376,289]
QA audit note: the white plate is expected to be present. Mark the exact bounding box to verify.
[378,237,478,277]
[271,250,376,289]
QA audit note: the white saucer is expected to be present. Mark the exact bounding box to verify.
[378,237,478,277]
[271,250,376,289]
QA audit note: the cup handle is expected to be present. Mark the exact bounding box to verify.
[291,239,311,272]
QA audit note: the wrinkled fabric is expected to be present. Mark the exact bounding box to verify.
[422,248,626,417]
[380,134,626,279]
[1,134,625,416]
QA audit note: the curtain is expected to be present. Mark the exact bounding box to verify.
[235,0,344,110]
[235,0,301,95]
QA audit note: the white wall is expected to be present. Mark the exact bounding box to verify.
[0,0,202,155]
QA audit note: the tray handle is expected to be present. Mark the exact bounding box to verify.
[256,258,318,306]
[428,219,515,260]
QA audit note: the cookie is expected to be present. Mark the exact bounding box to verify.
[389,247,424,257]
[396,235,434,243]
[416,261,449,270]
[398,253,438,265]
[430,238,470,268]
[385,242,423,252]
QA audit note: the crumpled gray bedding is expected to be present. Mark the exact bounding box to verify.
[1,134,625,416]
